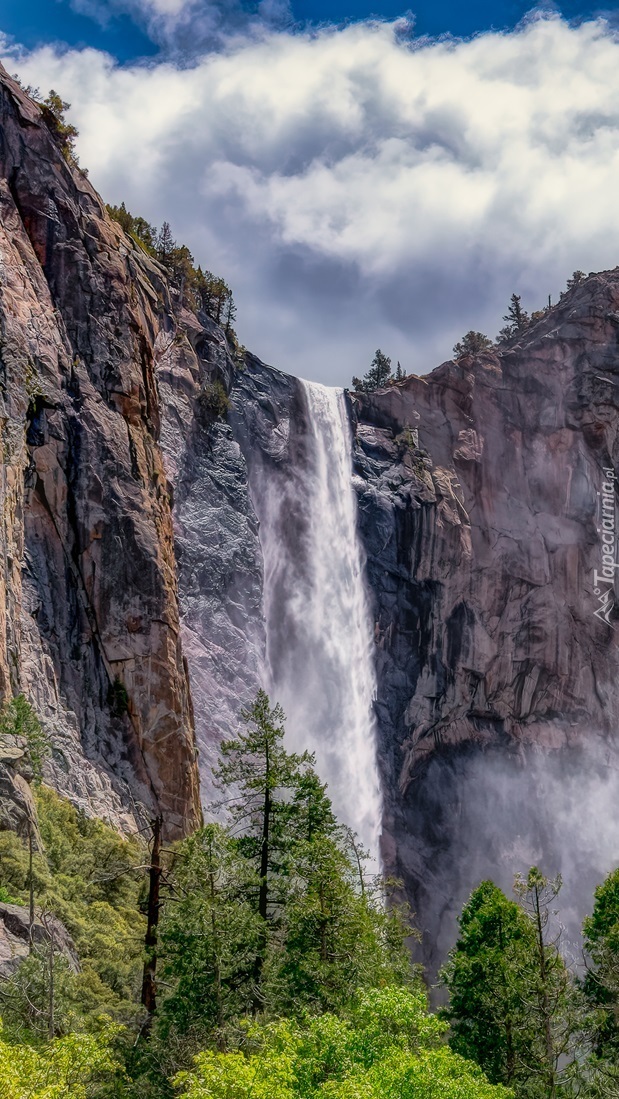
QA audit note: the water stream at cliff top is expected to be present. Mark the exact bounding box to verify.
[258,380,382,865]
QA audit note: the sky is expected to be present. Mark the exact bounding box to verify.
[3,2,619,383]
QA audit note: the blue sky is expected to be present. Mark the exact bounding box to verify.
[1,0,617,60]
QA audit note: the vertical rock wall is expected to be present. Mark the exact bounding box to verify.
[0,66,200,836]
[352,276,619,970]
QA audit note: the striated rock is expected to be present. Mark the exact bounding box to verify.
[0,66,200,837]
[352,282,619,972]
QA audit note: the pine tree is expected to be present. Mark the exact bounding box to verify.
[442,880,538,1089]
[566,270,586,290]
[583,867,619,1061]
[214,691,311,1009]
[156,221,176,264]
[352,349,392,393]
[497,294,529,343]
[453,331,493,359]
[159,824,261,1042]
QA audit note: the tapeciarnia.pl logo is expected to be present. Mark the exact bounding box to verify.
[593,467,617,627]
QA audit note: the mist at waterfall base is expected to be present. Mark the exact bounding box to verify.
[405,740,619,972]
[252,381,382,868]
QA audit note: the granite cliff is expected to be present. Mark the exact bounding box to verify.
[1,65,618,970]
[0,65,200,837]
[351,289,619,969]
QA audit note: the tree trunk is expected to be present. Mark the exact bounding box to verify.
[141,816,163,1025]
[252,746,270,1013]
[533,885,556,1098]
[28,820,35,952]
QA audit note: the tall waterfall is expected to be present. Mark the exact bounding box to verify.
[258,381,382,863]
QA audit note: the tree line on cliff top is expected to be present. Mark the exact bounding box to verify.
[2,693,619,1097]
[351,274,589,394]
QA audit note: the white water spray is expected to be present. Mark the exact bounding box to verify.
[258,381,382,864]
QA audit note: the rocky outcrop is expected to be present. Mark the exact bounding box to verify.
[352,277,619,971]
[0,66,200,837]
[0,902,78,978]
[0,732,38,841]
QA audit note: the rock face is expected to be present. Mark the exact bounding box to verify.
[351,281,619,971]
[0,902,78,978]
[0,66,200,837]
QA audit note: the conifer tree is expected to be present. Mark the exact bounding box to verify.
[498,294,529,343]
[214,691,311,1008]
[352,349,392,393]
[453,331,493,359]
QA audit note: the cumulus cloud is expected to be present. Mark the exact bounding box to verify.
[5,15,619,383]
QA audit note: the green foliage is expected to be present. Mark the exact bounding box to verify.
[174,988,512,1099]
[583,866,619,1060]
[197,382,230,423]
[105,207,237,333]
[0,786,146,1036]
[0,1018,120,1097]
[453,331,494,359]
[441,880,538,1090]
[154,691,413,1071]
[39,90,79,166]
[566,270,586,290]
[352,350,392,393]
[106,203,156,254]
[0,694,50,783]
[158,824,261,1042]
[107,676,130,718]
[444,871,585,1099]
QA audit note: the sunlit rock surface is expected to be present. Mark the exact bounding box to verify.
[0,66,200,837]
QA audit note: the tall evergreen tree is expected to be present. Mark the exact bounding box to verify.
[442,880,537,1090]
[214,691,311,1008]
[583,866,619,1061]
[498,294,529,342]
[352,349,392,393]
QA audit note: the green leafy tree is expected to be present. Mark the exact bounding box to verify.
[513,868,581,1099]
[441,880,537,1091]
[566,270,586,290]
[453,331,494,359]
[0,1020,120,1098]
[444,873,583,1099]
[158,824,261,1043]
[175,987,513,1099]
[0,695,50,784]
[270,833,412,1017]
[583,866,619,1061]
[352,350,392,393]
[106,203,156,254]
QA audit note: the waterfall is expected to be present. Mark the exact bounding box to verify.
[258,380,382,864]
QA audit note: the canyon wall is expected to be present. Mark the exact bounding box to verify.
[352,284,619,969]
[0,66,200,836]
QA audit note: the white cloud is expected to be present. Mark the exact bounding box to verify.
[6,14,619,384]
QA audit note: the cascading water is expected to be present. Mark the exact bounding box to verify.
[257,380,382,864]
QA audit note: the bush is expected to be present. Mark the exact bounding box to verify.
[197,382,230,422]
